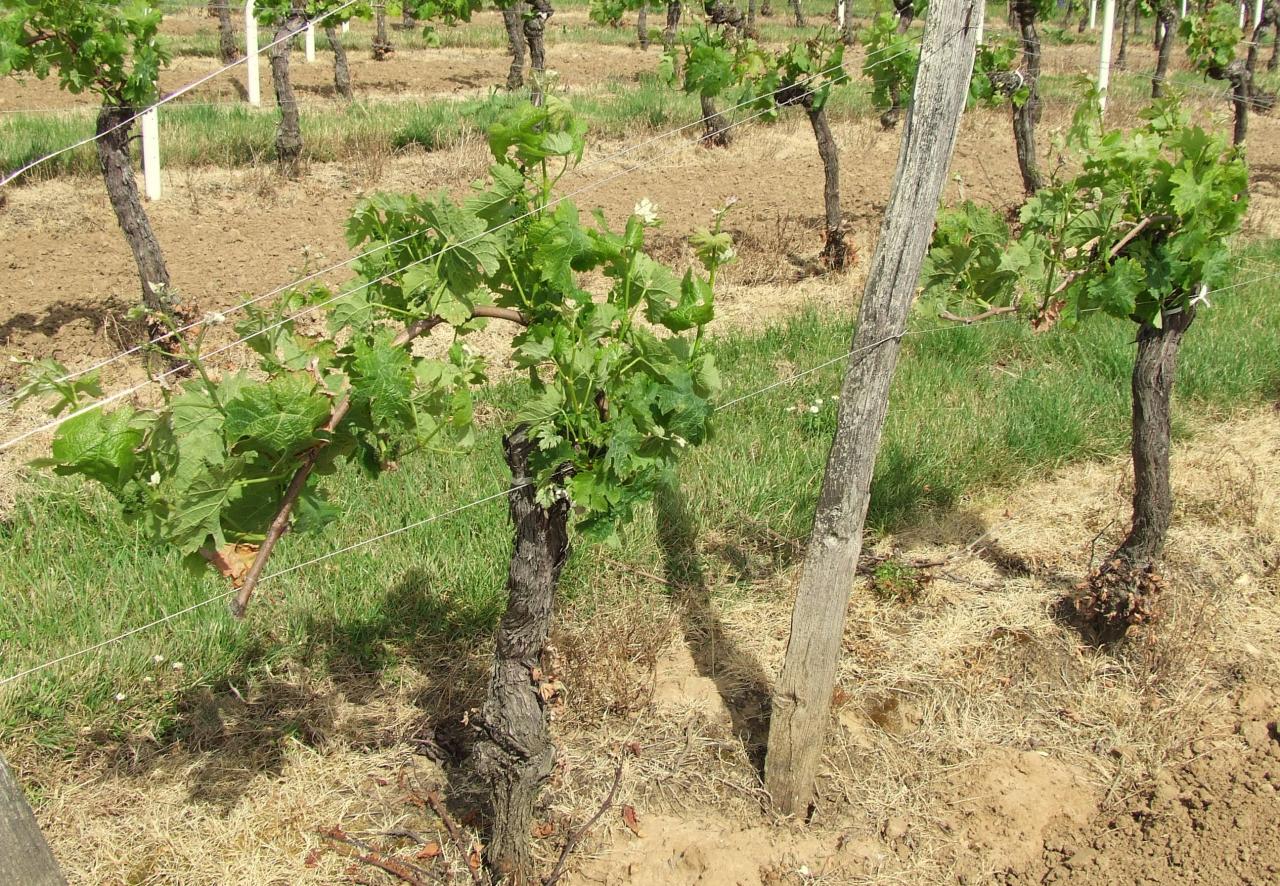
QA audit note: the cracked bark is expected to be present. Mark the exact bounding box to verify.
[96,104,174,315]
[475,428,571,884]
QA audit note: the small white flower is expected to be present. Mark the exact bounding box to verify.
[798,865,811,878]
[717,246,737,264]
[114,692,126,702]
[633,198,659,225]
[785,405,797,412]
[149,471,162,487]
[808,405,820,414]
[830,395,839,402]
[152,654,165,664]
[172,662,184,671]
[204,311,227,326]
[143,676,154,684]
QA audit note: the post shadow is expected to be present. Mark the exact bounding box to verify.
[654,480,774,773]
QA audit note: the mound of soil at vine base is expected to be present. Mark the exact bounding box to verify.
[14,408,1278,885]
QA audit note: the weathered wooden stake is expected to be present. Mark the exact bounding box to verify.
[0,755,66,886]
[763,0,980,817]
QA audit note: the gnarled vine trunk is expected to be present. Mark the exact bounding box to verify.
[700,94,732,146]
[638,3,650,47]
[1151,2,1176,98]
[1115,306,1195,569]
[372,2,393,59]
[96,104,174,315]
[503,2,528,89]
[805,103,848,269]
[269,9,306,177]
[664,1,682,50]
[476,429,571,884]
[525,0,553,106]
[1012,0,1043,195]
[791,0,806,27]
[1115,0,1131,70]
[894,0,915,30]
[213,1,239,64]
[325,25,352,100]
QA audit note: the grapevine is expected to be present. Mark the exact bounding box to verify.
[923,92,1248,636]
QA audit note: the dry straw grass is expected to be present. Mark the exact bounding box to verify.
[26,408,1280,885]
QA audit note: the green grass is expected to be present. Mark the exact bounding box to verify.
[2,243,1277,755]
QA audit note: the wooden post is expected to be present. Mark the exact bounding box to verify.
[1098,0,1117,112]
[305,22,316,62]
[0,756,67,886]
[245,0,261,106]
[140,106,161,201]
[762,0,980,818]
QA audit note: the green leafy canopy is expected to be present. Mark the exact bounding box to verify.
[30,98,730,570]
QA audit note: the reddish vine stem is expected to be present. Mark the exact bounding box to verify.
[228,306,528,618]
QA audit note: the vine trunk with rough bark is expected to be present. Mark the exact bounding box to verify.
[269,10,306,177]
[1151,2,1176,97]
[1079,305,1195,637]
[504,2,528,89]
[475,429,571,884]
[894,0,915,30]
[1115,0,1131,70]
[1117,306,1195,568]
[664,1,682,50]
[805,102,848,268]
[325,25,352,100]
[791,0,806,27]
[372,2,393,59]
[762,0,978,818]
[1012,0,1043,195]
[525,0,553,105]
[214,1,239,64]
[0,756,65,886]
[96,104,175,317]
[1271,3,1279,72]
[700,94,732,146]
[638,3,650,47]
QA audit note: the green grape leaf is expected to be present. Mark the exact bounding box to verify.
[224,375,332,459]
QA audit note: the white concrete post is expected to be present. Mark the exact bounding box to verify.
[1098,0,1117,114]
[1253,0,1263,28]
[1089,0,1098,28]
[245,0,261,106]
[141,107,161,201]
[1180,0,1186,15]
[341,21,350,33]
[976,0,985,43]
[1239,1,1246,28]
[305,22,316,62]
[837,0,846,27]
